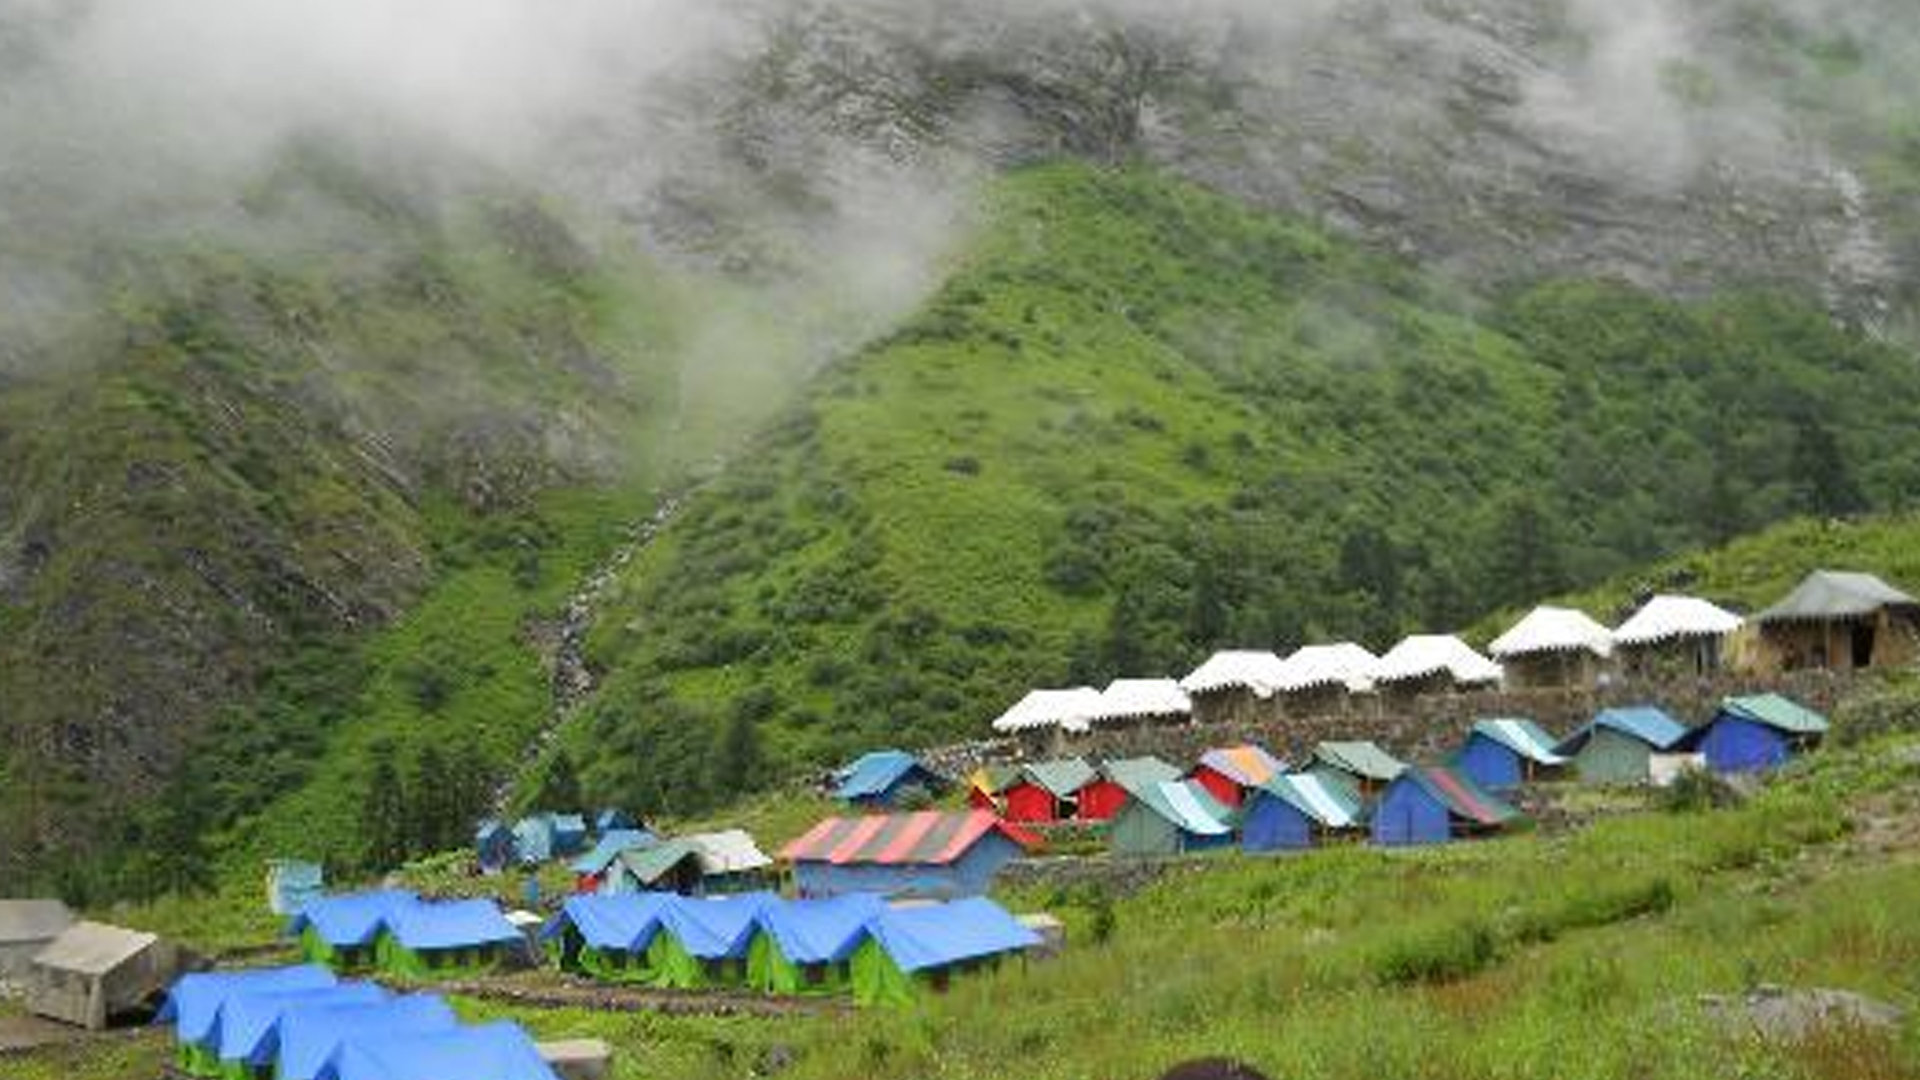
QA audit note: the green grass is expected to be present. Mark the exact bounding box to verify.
[564,161,1920,815]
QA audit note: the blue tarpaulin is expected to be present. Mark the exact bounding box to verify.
[275,996,458,1080]
[570,829,657,876]
[539,893,677,951]
[475,821,514,871]
[213,983,387,1066]
[551,814,590,855]
[753,894,887,964]
[288,891,420,948]
[662,893,777,960]
[387,900,522,951]
[864,897,1039,973]
[315,1020,559,1080]
[596,809,639,834]
[1579,706,1690,750]
[158,964,338,1046]
[834,751,935,805]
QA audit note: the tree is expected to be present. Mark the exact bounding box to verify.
[532,749,583,813]
[1185,554,1231,650]
[710,707,764,797]
[407,746,458,854]
[1790,416,1866,518]
[1104,581,1153,675]
[1483,495,1566,609]
[360,757,409,874]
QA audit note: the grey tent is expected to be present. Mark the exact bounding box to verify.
[26,921,190,1030]
[0,900,73,981]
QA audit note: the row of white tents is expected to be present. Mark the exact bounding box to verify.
[991,594,1747,735]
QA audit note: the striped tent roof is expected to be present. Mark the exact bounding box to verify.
[1403,765,1521,826]
[1129,780,1234,837]
[1468,719,1568,766]
[1254,773,1365,829]
[1196,744,1285,787]
[780,810,1040,867]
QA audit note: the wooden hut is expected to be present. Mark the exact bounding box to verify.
[27,922,189,1030]
[1753,571,1920,674]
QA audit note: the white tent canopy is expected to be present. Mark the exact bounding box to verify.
[1275,643,1378,693]
[1371,634,1502,687]
[1085,678,1193,727]
[1179,650,1287,697]
[991,687,1103,734]
[1614,595,1744,646]
[1489,606,1615,659]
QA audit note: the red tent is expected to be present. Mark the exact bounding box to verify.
[1003,783,1060,823]
[1190,745,1286,809]
[1076,781,1127,821]
[1080,757,1182,821]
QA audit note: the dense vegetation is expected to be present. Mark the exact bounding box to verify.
[560,163,1920,816]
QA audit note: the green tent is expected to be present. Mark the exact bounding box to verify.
[297,925,378,973]
[374,931,512,980]
[849,935,922,1007]
[747,932,854,996]
[848,898,1040,1008]
[745,894,884,996]
[1109,779,1235,857]
[373,899,522,980]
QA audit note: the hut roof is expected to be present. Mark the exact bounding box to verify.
[615,840,704,888]
[1613,595,1744,646]
[966,764,1022,797]
[1561,706,1691,753]
[834,751,929,801]
[1195,744,1285,787]
[31,921,158,976]
[1253,773,1364,828]
[1179,651,1288,697]
[569,829,658,876]
[1720,693,1830,735]
[864,898,1040,973]
[991,687,1102,734]
[1274,643,1378,693]
[1370,634,1502,687]
[1086,678,1193,726]
[684,829,773,875]
[781,810,1039,867]
[1312,741,1407,782]
[1128,780,1234,837]
[1099,756,1184,791]
[1401,766,1521,826]
[1757,570,1918,623]
[1018,758,1098,798]
[1489,606,1614,659]
[1468,719,1568,765]
[0,900,73,944]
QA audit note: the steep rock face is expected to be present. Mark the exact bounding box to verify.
[628,0,1909,328]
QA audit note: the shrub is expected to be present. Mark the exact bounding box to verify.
[1659,767,1741,813]
[1370,917,1498,985]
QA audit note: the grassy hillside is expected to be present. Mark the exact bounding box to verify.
[562,162,1920,815]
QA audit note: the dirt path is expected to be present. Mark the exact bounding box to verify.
[428,975,847,1018]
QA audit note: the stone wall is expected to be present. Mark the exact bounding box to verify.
[971,670,1860,771]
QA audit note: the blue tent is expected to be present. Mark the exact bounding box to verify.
[385,899,522,953]
[1688,694,1829,773]
[512,816,557,865]
[570,829,658,879]
[753,894,886,966]
[539,893,676,952]
[213,982,387,1070]
[315,1020,559,1080]
[288,891,419,964]
[833,750,942,806]
[1371,766,1522,847]
[159,964,338,1048]
[865,897,1039,973]
[595,809,639,835]
[660,892,777,962]
[275,996,458,1080]
[475,821,514,873]
[1454,719,1567,790]
[267,861,326,917]
[1240,773,1365,853]
[551,814,590,856]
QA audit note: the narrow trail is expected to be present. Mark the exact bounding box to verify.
[488,473,713,817]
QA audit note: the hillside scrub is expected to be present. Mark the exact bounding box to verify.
[567,162,1920,816]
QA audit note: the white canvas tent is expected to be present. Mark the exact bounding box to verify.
[991,687,1102,735]
[1371,634,1502,689]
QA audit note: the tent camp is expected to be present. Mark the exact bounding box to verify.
[540,892,679,984]
[1489,607,1614,690]
[474,820,514,873]
[965,764,1021,813]
[782,810,1039,899]
[990,687,1103,737]
[1454,719,1568,789]
[1557,706,1692,785]
[1683,694,1829,774]
[1180,650,1287,724]
[27,921,189,1031]
[266,861,326,918]
[1190,744,1286,808]
[834,750,943,807]
[1309,741,1407,795]
[210,982,388,1078]
[1754,570,1920,674]
[162,964,338,1074]
[1241,773,1365,853]
[570,829,657,892]
[274,996,458,1080]
[1002,758,1097,823]
[1108,780,1236,857]
[1371,766,1520,847]
[375,900,522,978]
[850,898,1040,1007]
[288,891,420,972]
[747,894,887,996]
[653,892,777,988]
[0,899,73,981]
[313,1020,558,1080]
[1078,756,1182,821]
[1612,596,1744,678]
[1085,678,1193,728]
[1370,635,1502,694]
[1272,643,1378,713]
